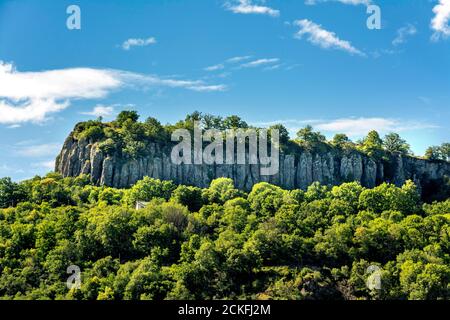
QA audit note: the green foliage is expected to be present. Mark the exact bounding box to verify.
[331,133,352,149]
[171,185,203,212]
[0,174,448,300]
[201,178,243,205]
[358,130,385,159]
[69,112,449,164]
[125,177,176,205]
[358,181,420,215]
[115,111,139,127]
[248,183,286,218]
[383,133,411,155]
[73,120,105,141]
[268,124,290,145]
[0,178,28,208]
[296,125,327,150]
[425,142,450,161]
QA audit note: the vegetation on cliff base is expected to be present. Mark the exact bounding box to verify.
[0,174,449,300]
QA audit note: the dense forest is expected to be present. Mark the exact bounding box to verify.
[0,173,449,300]
[0,111,449,300]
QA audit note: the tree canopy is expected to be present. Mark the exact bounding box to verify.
[0,173,449,300]
[71,111,448,162]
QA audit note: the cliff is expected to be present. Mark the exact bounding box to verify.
[55,135,450,193]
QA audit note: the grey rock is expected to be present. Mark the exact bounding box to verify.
[55,137,450,194]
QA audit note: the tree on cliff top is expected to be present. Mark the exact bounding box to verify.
[114,111,140,127]
[359,130,384,159]
[425,143,450,161]
[383,133,411,155]
[296,125,327,151]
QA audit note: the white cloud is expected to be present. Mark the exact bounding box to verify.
[122,72,227,92]
[0,62,121,101]
[225,0,280,17]
[15,142,61,158]
[263,64,282,71]
[431,0,450,40]
[240,58,280,68]
[226,56,253,63]
[293,19,365,56]
[0,164,24,174]
[187,84,228,92]
[392,24,417,46]
[314,118,437,137]
[203,56,251,73]
[0,99,70,124]
[305,0,371,5]
[253,118,437,138]
[32,160,55,170]
[81,105,115,117]
[0,61,226,125]
[204,64,225,72]
[122,37,157,50]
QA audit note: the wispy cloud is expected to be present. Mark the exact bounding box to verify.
[254,117,437,138]
[122,37,157,50]
[81,105,115,118]
[225,0,280,17]
[431,0,450,40]
[240,58,280,68]
[226,56,253,63]
[204,64,225,72]
[0,164,24,174]
[0,61,226,125]
[314,118,437,137]
[32,160,55,170]
[418,96,432,105]
[305,0,371,6]
[293,19,365,56]
[393,24,417,46]
[15,142,61,158]
[203,55,283,74]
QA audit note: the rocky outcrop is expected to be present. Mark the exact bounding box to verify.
[55,135,450,192]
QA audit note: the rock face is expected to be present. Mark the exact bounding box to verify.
[55,135,450,192]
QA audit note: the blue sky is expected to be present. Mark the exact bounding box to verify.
[0,0,449,181]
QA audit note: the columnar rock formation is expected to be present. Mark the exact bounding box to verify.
[55,135,450,192]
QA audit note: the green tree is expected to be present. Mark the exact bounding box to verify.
[360,130,384,158]
[268,124,290,145]
[115,110,140,127]
[248,183,286,218]
[331,133,352,149]
[440,143,450,161]
[296,125,326,147]
[424,146,442,160]
[98,188,123,206]
[144,117,169,143]
[222,115,248,129]
[202,178,243,205]
[125,177,176,205]
[0,177,28,208]
[171,185,203,212]
[383,133,411,155]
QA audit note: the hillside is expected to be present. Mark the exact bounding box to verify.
[1,111,449,300]
[55,111,450,201]
[0,174,449,300]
